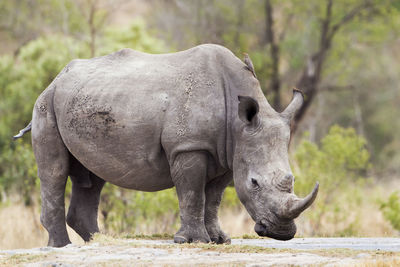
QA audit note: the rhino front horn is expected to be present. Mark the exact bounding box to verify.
[286,182,319,219]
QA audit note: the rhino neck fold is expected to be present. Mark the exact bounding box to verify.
[223,63,277,172]
[222,71,234,170]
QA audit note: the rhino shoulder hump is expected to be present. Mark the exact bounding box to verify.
[196,44,234,57]
[110,48,136,58]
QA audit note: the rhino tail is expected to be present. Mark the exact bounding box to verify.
[13,121,32,140]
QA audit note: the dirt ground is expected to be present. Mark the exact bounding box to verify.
[1,236,399,266]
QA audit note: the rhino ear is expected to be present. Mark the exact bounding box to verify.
[238,95,259,127]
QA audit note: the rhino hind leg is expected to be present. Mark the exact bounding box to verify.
[32,92,71,247]
[204,171,232,244]
[67,166,105,242]
[171,152,211,244]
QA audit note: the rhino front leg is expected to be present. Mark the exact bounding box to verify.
[171,152,210,243]
[205,171,232,244]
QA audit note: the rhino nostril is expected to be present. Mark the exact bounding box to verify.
[251,178,259,187]
[255,221,267,236]
[261,219,268,227]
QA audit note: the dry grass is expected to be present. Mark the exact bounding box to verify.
[0,179,398,249]
[0,200,255,249]
[0,202,46,249]
[295,179,399,238]
[0,202,83,249]
[0,253,46,266]
[343,258,400,267]
[219,207,254,237]
[221,199,398,239]
[0,201,396,249]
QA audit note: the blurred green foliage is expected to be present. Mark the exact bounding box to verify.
[220,187,241,209]
[0,16,178,235]
[380,192,400,231]
[294,125,370,190]
[0,141,38,205]
[100,19,165,56]
[0,19,165,204]
[99,186,179,234]
[0,0,399,238]
[150,0,400,174]
[0,36,83,204]
[293,125,371,236]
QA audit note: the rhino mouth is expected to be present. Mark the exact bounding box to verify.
[254,220,296,241]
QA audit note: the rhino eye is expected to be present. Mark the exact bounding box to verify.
[251,178,259,188]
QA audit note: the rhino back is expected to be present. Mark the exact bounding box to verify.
[53,45,229,190]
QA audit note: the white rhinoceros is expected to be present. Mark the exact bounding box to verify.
[14,44,318,247]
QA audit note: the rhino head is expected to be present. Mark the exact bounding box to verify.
[233,89,319,240]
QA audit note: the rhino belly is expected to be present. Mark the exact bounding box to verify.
[56,94,173,191]
[63,126,173,191]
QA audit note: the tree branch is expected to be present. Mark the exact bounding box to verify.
[328,1,373,40]
[264,0,274,45]
[234,0,245,48]
[292,0,333,133]
[320,0,333,56]
[292,0,377,133]
[320,85,355,92]
[278,13,293,42]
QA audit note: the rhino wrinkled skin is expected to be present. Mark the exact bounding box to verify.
[19,44,318,247]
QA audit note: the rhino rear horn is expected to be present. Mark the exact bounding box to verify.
[281,88,304,121]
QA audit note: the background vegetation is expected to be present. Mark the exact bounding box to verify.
[0,0,399,248]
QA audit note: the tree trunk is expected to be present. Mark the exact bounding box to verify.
[88,0,97,58]
[292,0,333,133]
[265,0,281,111]
[292,0,375,133]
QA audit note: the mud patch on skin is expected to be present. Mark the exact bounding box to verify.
[175,72,197,137]
[175,68,213,137]
[36,85,58,114]
[36,101,48,114]
[67,91,116,139]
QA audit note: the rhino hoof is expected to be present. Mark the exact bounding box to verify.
[173,232,210,244]
[174,235,188,244]
[209,230,231,244]
[211,236,231,244]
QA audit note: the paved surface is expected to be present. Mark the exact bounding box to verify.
[232,237,400,251]
[0,238,399,266]
[135,237,400,251]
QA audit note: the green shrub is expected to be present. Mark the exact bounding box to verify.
[100,19,166,56]
[293,125,371,236]
[0,141,38,205]
[220,186,241,209]
[380,192,400,231]
[0,21,166,206]
[294,125,370,195]
[99,185,179,234]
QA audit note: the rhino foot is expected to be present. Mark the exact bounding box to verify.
[47,236,71,248]
[207,227,231,244]
[173,228,211,244]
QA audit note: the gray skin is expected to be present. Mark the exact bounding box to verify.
[17,44,318,247]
